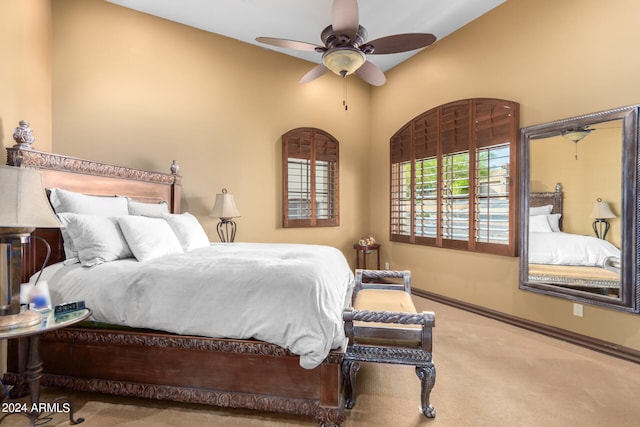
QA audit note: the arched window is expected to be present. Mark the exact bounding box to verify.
[390,98,519,256]
[282,127,339,228]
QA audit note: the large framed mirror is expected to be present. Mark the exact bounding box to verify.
[520,105,639,313]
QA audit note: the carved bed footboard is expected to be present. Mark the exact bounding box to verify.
[4,327,345,426]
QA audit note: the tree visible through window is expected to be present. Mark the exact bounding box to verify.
[282,128,339,228]
[390,99,519,256]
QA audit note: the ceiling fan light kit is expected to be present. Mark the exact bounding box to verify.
[256,0,436,87]
[322,47,365,77]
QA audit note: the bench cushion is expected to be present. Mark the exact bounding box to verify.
[353,289,421,346]
[354,289,417,313]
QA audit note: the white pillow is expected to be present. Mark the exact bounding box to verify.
[50,188,128,216]
[58,225,80,265]
[50,189,129,263]
[529,214,553,233]
[162,213,210,251]
[127,199,170,217]
[546,213,562,232]
[118,216,183,262]
[57,213,133,267]
[529,204,553,216]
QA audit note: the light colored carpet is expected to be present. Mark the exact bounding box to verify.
[2,297,639,426]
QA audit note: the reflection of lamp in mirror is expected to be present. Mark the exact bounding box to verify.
[590,198,616,240]
[561,128,592,160]
[210,188,240,242]
[0,165,62,330]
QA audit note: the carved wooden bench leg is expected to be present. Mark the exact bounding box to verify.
[416,363,437,418]
[342,360,361,409]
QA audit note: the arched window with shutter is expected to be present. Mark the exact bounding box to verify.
[390,98,519,256]
[282,127,339,228]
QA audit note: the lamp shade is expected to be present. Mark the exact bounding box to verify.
[322,47,366,77]
[0,165,61,232]
[590,198,616,219]
[210,188,240,220]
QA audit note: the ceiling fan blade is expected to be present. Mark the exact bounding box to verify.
[300,64,329,84]
[255,37,322,52]
[366,33,437,54]
[355,61,386,86]
[332,0,359,40]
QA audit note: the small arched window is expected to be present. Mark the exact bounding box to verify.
[282,127,339,228]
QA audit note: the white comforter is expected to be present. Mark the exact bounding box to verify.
[37,243,354,369]
[528,232,620,267]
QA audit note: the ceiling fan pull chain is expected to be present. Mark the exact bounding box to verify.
[343,76,348,111]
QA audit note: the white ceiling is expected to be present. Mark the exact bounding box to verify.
[106,0,505,73]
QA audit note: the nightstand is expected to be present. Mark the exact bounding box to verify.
[0,308,91,425]
[353,243,381,270]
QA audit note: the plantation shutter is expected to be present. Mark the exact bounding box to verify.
[389,98,519,256]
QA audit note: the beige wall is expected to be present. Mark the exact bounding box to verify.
[50,0,372,258]
[370,0,640,350]
[0,0,52,152]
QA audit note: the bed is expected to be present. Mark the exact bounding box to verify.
[3,147,351,427]
[528,184,621,295]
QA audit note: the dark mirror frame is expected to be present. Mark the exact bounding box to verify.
[519,105,640,313]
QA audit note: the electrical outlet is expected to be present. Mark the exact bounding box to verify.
[384,261,390,270]
[573,303,583,317]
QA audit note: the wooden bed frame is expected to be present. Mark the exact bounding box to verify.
[3,147,345,426]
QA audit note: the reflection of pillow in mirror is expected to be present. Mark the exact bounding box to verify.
[546,213,562,232]
[530,204,553,216]
[529,214,553,232]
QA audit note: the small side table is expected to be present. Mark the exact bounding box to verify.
[353,243,381,270]
[0,308,91,426]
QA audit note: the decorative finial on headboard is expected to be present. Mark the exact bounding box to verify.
[555,183,562,193]
[12,120,35,149]
[170,160,179,174]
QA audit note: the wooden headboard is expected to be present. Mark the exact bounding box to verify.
[5,147,181,281]
[530,182,563,228]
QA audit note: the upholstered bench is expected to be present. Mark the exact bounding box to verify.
[342,269,436,418]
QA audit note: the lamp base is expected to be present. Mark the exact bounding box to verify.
[0,310,43,331]
[216,219,237,243]
[592,219,610,240]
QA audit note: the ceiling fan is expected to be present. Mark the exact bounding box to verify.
[256,0,437,86]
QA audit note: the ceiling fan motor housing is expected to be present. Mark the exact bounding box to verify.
[321,25,368,49]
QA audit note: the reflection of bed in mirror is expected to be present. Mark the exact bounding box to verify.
[528,183,621,297]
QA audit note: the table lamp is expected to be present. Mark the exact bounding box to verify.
[0,164,62,330]
[209,188,240,242]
